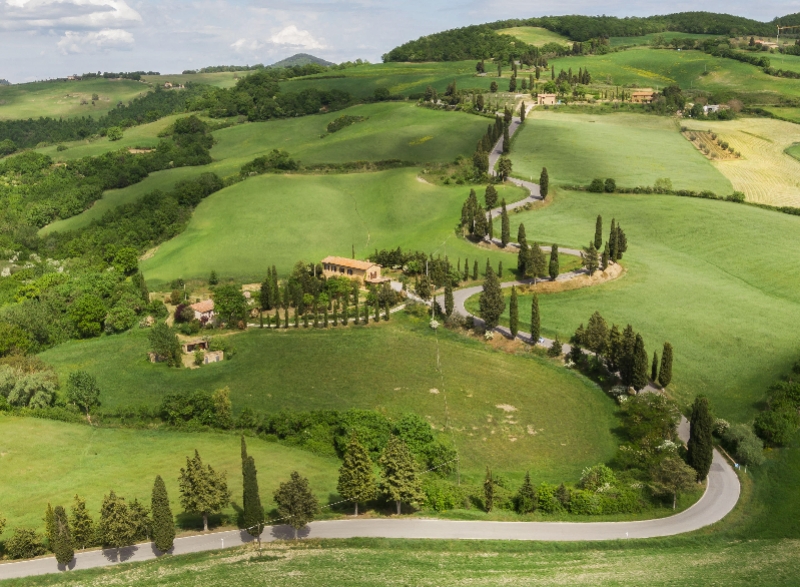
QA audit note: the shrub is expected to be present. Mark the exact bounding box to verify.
[422,478,463,511]
[5,527,46,559]
[604,178,616,193]
[754,408,799,447]
[326,115,366,133]
[536,483,564,513]
[107,127,123,141]
[568,489,602,515]
[588,179,605,193]
[723,423,764,466]
[579,464,616,492]
[713,418,730,437]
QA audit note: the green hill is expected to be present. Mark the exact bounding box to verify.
[270,53,335,68]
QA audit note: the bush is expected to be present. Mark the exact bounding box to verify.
[754,408,799,447]
[107,127,123,141]
[422,478,464,511]
[579,464,616,492]
[588,179,605,193]
[568,489,602,515]
[4,527,46,559]
[604,178,616,193]
[723,423,764,466]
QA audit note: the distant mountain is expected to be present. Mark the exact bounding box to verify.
[269,53,335,68]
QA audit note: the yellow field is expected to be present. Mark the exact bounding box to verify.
[684,118,800,206]
[497,27,570,46]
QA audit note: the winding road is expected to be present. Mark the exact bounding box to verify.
[0,108,742,582]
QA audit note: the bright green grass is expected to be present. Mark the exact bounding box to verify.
[466,190,800,422]
[609,32,720,47]
[762,106,800,123]
[497,27,570,46]
[279,61,497,98]
[549,48,800,101]
[38,317,619,482]
[0,416,340,533]
[786,143,800,160]
[142,72,245,89]
[211,102,489,167]
[764,52,800,74]
[0,78,149,121]
[139,168,528,283]
[512,111,733,193]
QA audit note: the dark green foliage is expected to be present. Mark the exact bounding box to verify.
[273,471,319,539]
[651,351,659,383]
[632,334,649,391]
[128,498,151,542]
[649,457,697,509]
[581,241,599,274]
[548,244,559,280]
[530,294,540,343]
[659,342,673,387]
[539,167,549,198]
[514,472,537,513]
[594,215,603,249]
[687,396,714,481]
[584,311,608,356]
[723,424,765,466]
[502,124,510,154]
[240,150,299,176]
[472,260,479,281]
[444,282,454,317]
[148,323,182,367]
[44,502,55,549]
[4,527,46,560]
[0,138,17,156]
[547,335,562,357]
[213,284,248,326]
[528,242,546,282]
[337,434,377,516]
[68,294,106,338]
[178,450,231,531]
[98,491,135,549]
[69,495,95,550]
[151,475,175,553]
[52,505,73,565]
[497,156,512,181]
[384,24,534,62]
[605,178,616,193]
[500,202,510,246]
[601,242,610,270]
[509,287,519,338]
[478,266,505,329]
[380,436,424,515]
[241,438,265,539]
[326,115,367,133]
[754,408,800,447]
[484,185,498,209]
[588,178,605,193]
[66,370,100,421]
[483,468,495,512]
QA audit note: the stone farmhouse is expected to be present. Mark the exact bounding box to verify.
[536,93,557,106]
[630,89,655,104]
[322,256,384,284]
[190,299,215,321]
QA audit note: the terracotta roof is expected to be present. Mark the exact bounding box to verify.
[321,256,378,271]
[631,89,654,95]
[190,300,214,313]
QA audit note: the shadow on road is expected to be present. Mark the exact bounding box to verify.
[102,545,137,563]
[269,525,311,540]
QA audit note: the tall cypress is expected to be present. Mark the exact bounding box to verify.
[69,495,95,550]
[484,185,498,209]
[502,123,510,154]
[529,242,545,283]
[619,325,636,386]
[488,212,494,239]
[337,434,377,516]
[500,200,510,246]
[651,351,659,383]
[509,287,519,338]
[151,475,175,553]
[609,218,618,262]
[444,282,454,316]
[594,215,603,250]
[539,167,549,198]
[632,334,649,391]
[498,260,503,278]
[44,503,55,551]
[485,258,491,278]
[242,456,264,543]
[530,294,541,344]
[463,258,469,281]
[548,244,559,280]
[601,242,610,270]
[520,101,526,122]
[479,266,505,329]
[515,471,537,513]
[472,260,479,281]
[687,396,714,481]
[659,342,673,387]
[52,506,73,566]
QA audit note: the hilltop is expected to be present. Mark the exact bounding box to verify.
[270,53,336,68]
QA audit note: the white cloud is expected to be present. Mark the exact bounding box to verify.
[0,0,141,31]
[270,25,324,49]
[231,38,264,53]
[56,28,134,54]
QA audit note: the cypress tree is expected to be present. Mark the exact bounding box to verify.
[324,306,330,328]
[379,436,424,516]
[69,495,95,550]
[294,308,299,328]
[609,218,618,262]
[333,302,338,326]
[498,260,503,278]
[687,396,714,481]
[374,299,380,322]
[594,215,603,250]
[97,491,135,549]
[530,294,540,344]
[52,506,73,566]
[151,475,175,553]
[616,225,628,259]
[384,299,390,321]
[472,260,479,281]
[529,242,546,283]
[242,456,264,543]
[607,324,622,373]
[548,244,559,280]
[651,351,659,383]
[485,258,491,277]
[517,241,529,276]
[632,334,649,391]
[273,472,319,540]
[337,434,377,516]
[483,468,495,512]
[444,282,454,316]
[515,471,538,514]
[363,300,369,324]
[520,101,526,122]
[659,342,673,387]
[479,266,505,329]
[539,167,549,198]
[619,325,636,386]
[582,241,599,274]
[500,200,510,246]
[44,503,55,551]
[463,258,470,281]
[601,242,610,270]
[548,334,562,357]
[488,212,494,239]
[517,223,528,248]
[509,287,519,338]
[502,123,510,154]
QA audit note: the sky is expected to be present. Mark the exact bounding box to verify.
[1,0,798,83]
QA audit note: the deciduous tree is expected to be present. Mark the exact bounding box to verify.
[337,434,377,516]
[178,450,230,532]
[379,436,423,516]
[274,471,319,540]
[66,370,100,423]
[650,457,697,509]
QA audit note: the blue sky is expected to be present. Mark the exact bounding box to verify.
[0,0,797,83]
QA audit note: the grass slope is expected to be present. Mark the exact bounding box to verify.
[38,318,619,482]
[0,79,149,121]
[0,416,340,533]
[512,111,733,193]
[467,190,800,422]
[609,32,720,47]
[142,72,244,89]
[497,27,570,46]
[139,168,527,283]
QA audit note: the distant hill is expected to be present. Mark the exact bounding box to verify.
[0,79,10,86]
[269,53,335,68]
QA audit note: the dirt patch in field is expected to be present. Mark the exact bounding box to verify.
[128,148,154,154]
[416,175,432,185]
[522,262,625,295]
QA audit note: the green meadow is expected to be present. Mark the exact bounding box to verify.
[466,189,800,422]
[764,52,800,74]
[786,143,800,160]
[511,111,733,193]
[142,71,245,88]
[38,316,619,483]
[139,168,527,284]
[0,416,340,533]
[609,32,720,47]
[497,26,570,46]
[0,78,148,120]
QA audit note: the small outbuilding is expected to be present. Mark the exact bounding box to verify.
[536,93,557,106]
[181,338,208,354]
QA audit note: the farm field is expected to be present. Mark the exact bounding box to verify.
[609,32,720,47]
[466,189,800,422]
[0,78,149,121]
[511,111,733,193]
[548,48,800,102]
[682,117,800,206]
[764,52,800,74]
[142,71,245,88]
[497,26,569,46]
[787,143,800,161]
[139,168,528,283]
[0,416,340,534]
[762,106,800,123]
[38,316,619,483]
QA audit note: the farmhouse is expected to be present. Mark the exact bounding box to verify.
[755,40,779,49]
[536,93,557,106]
[704,104,721,114]
[630,89,655,104]
[190,299,215,321]
[322,256,384,284]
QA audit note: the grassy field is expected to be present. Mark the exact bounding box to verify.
[497,27,570,46]
[0,78,149,121]
[609,32,720,47]
[138,168,527,283]
[466,189,800,422]
[682,117,800,206]
[0,416,340,533]
[762,106,800,123]
[142,72,245,88]
[787,143,800,161]
[511,111,733,193]
[548,48,800,102]
[764,52,800,74]
[38,316,619,482]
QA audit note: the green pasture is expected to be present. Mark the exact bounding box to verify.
[139,168,528,283]
[279,61,496,98]
[38,316,618,483]
[0,416,340,533]
[466,189,800,422]
[511,111,733,193]
[497,27,570,46]
[142,72,245,88]
[786,143,800,160]
[548,48,800,102]
[762,106,800,123]
[609,32,720,47]
[0,78,149,121]
[764,52,800,74]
